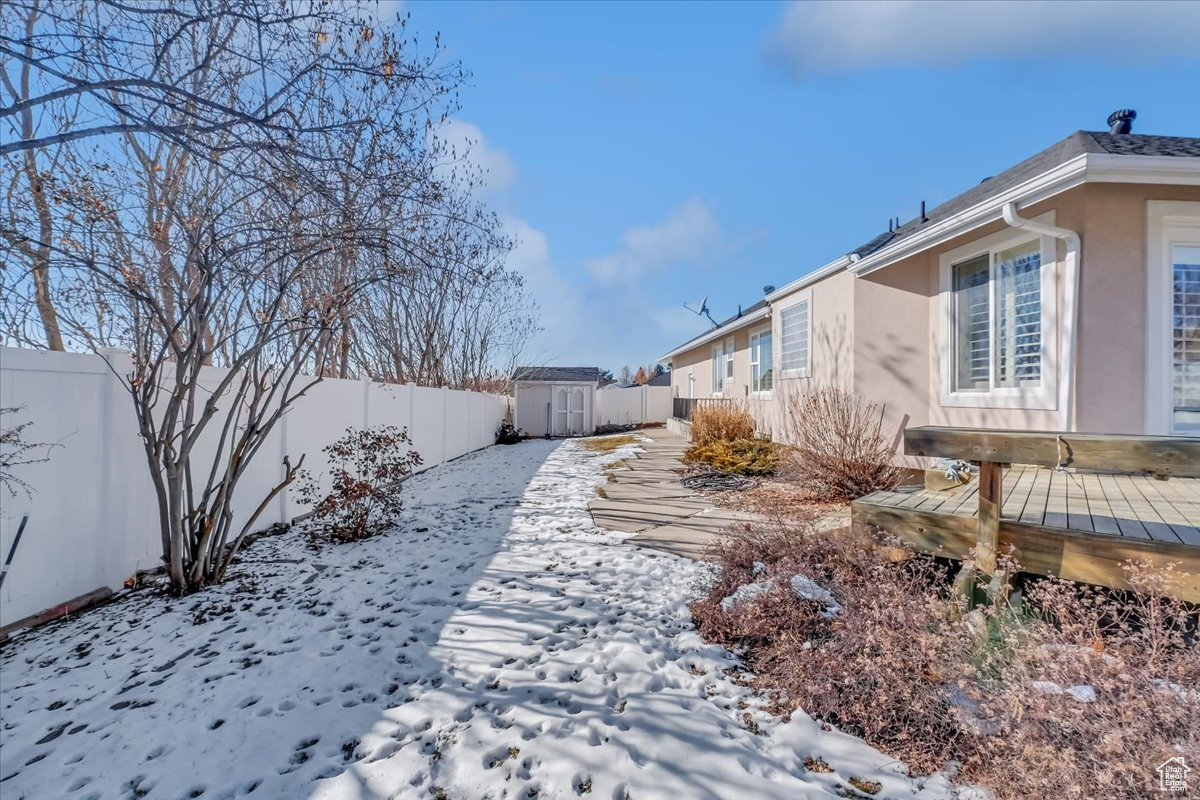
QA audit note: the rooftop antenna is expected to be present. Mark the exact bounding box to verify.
[683,296,718,328]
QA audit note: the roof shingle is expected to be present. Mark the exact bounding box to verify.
[512,366,601,383]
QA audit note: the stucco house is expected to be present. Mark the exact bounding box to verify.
[662,112,1200,443]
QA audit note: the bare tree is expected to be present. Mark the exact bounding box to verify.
[0,405,56,497]
[1,0,531,594]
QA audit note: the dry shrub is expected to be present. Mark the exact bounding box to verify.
[693,520,965,773]
[783,386,903,501]
[297,425,422,542]
[961,562,1200,799]
[690,402,755,447]
[683,438,778,476]
[691,521,1200,798]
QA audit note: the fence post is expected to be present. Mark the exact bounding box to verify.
[362,375,371,428]
[441,386,449,465]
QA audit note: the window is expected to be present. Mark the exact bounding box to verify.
[711,341,725,394]
[724,338,734,381]
[950,238,1043,395]
[1173,243,1200,434]
[1146,202,1200,435]
[779,298,810,377]
[750,328,773,393]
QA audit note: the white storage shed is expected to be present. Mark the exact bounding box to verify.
[513,366,600,437]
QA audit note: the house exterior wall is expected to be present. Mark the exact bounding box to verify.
[1074,183,1200,433]
[666,180,1200,449]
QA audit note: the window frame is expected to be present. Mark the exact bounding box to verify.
[1146,200,1200,435]
[711,338,734,396]
[776,290,813,380]
[749,324,774,396]
[937,222,1058,410]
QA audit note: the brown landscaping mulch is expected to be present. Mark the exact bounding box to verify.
[699,477,846,520]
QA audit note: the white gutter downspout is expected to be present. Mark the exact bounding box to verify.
[1001,202,1081,432]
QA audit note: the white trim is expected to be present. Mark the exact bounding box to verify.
[775,289,813,380]
[766,255,851,302]
[514,380,599,387]
[936,219,1059,410]
[749,324,774,396]
[853,152,1200,278]
[1146,200,1200,435]
[659,306,769,361]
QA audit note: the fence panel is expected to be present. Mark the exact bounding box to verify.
[0,347,508,625]
[594,386,672,428]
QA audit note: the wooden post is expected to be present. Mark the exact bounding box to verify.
[977,460,1002,577]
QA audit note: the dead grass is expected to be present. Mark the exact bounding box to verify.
[704,477,846,520]
[580,434,639,453]
[691,519,1200,798]
[691,403,755,447]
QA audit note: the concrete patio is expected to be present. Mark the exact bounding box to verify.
[587,431,758,558]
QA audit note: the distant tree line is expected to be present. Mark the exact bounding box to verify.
[609,364,666,386]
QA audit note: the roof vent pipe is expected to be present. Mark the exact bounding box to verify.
[1107,108,1136,134]
[920,200,927,222]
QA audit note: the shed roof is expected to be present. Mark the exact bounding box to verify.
[513,366,601,383]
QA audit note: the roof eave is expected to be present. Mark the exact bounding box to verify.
[658,306,770,362]
[765,255,853,302]
[851,153,1200,278]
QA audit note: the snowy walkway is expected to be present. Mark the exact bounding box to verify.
[0,438,950,800]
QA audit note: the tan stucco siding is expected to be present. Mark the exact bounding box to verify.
[666,179,1200,445]
[1075,183,1200,433]
[853,256,933,436]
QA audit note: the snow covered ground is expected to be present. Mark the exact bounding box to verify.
[0,437,953,800]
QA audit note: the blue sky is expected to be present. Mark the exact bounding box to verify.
[404,0,1200,373]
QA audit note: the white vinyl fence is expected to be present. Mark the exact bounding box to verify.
[0,347,510,625]
[593,385,672,429]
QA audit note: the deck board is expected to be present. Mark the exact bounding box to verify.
[852,468,1200,602]
[865,468,1200,540]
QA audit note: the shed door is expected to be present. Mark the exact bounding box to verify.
[551,385,590,436]
[570,387,586,435]
[553,387,570,436]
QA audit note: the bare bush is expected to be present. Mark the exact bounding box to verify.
[782,386,903,501]
[691,520,1200,798]
[297,426,422,542]
[690,402,755,447]
[693,521,964,774]
[0,406,55,497]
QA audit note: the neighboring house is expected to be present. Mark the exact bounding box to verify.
[662,112,1200,443]
[513,367,601,437]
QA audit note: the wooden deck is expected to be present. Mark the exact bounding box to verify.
[854,466,1200,601]
[861,465,1200,545]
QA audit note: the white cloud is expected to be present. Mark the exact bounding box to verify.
[586,196,721,284]
[433,119,516,194]
[448,130,727,368]
[767,0,1200,78]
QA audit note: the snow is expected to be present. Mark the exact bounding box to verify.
[719,580,774,612]
[0,437,952,800]
[789,575,842,619]
[1029,681,1097,703]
